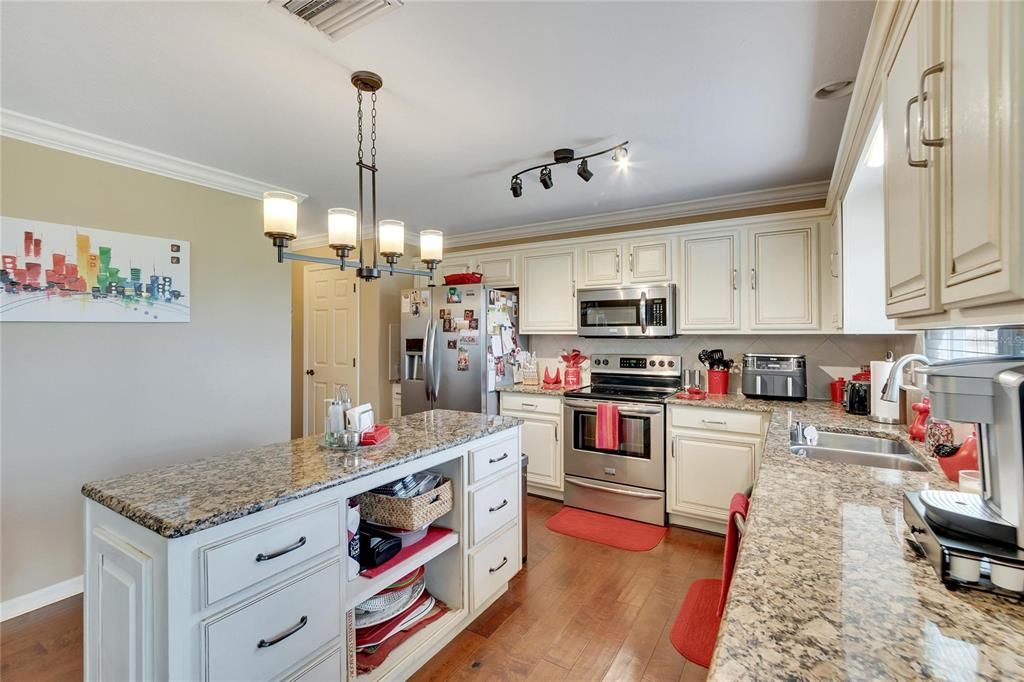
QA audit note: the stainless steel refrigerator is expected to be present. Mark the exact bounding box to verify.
[400,284,521,415]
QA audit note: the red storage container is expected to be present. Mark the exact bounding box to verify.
[442,272,483,285]
[707,369,730,395]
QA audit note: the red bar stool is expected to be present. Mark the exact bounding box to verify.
[669,492,749,668]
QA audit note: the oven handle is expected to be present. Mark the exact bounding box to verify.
[563,400,662,415]
[566,477,663,500]
[639,290,648,335]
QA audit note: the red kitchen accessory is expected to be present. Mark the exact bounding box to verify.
[360,424,392,446]
[674,387,708,401]
[852,367,871,382]
[595,403,620,450]
[937,432,979,482]
[559,349,587,388]
[442,272,483,285]
[909,397,930,442]
[542,367,562,389]
[564,367,581,388]
[830,377,847,403]
[707,369,730,395]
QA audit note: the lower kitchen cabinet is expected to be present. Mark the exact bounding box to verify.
[500,392,563,494]
[668,432,758,526]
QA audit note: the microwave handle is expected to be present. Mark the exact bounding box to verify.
[639,290,647,334]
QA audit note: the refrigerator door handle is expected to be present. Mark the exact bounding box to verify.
[432,320,443,402]
[423,320,434,402]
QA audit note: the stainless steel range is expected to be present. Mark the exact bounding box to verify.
[562,354,682,525]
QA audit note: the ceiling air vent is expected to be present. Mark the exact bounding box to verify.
[272,0,404,40]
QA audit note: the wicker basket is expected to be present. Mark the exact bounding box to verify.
[355,479,453,531]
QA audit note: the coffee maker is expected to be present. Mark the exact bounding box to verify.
[903,355,1024,596]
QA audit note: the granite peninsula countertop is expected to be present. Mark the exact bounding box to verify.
[495,383,572,396]
[697,397,1024,680]
[82,410,521,539]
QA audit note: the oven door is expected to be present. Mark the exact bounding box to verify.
[577,286,674,338]
[563,399,665,490]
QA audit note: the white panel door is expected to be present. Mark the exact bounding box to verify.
[678,231,740,330]
[748,225,819,329]
[476,254,519,287]
[578,242,622,287]
[626,238,672,283]
[519,249,576,333]
[305,266,359,436]
[89,528,153,682]
[883,0,943,317]
[668,433,756,522]
[940,0,1024,307]
[520,415,561,491]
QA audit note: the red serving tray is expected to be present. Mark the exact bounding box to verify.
[442,272,483,285]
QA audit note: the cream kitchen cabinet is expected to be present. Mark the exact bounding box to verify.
[677,230,741,330]
[439,257,475,279]
[748,224,819,329]
[578,237,672,289]
[500,392,563,494]
[476,253,519,287]
[519,248,577,333]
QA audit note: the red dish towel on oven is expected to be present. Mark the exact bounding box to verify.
[595,403,620,450]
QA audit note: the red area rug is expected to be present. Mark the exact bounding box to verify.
[545,507,667,551]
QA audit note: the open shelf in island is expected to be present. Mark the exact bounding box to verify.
[355,608,467,681]
[347,527,459,608]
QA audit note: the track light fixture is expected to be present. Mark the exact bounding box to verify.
[577,158,593,182]
[540,167,554,190]
[508,141,628,198]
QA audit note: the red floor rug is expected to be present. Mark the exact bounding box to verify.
[545,507,667,551]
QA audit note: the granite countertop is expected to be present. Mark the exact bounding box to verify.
[698,398,1024,680]
[496,383,571,396]
[82,410,521,539]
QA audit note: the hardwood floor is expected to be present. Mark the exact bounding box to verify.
[412,496,723,682]
[0,496,722,682]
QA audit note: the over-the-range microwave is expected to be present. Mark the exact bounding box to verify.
[577,284,676,338]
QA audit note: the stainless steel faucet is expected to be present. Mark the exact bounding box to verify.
[881,353,932,402]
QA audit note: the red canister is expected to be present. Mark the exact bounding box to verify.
[830,377,847,403]
[707,369,730,395]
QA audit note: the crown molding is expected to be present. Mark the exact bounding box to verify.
[444,180,829,248]
[0,109,307,201]
[291,233,331,250]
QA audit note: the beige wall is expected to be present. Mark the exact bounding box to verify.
[0,138,291,602]
[290,245,411,438]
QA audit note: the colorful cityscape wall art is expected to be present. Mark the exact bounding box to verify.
[0,216,190,322]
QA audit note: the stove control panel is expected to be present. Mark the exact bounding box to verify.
[591,354,682,377]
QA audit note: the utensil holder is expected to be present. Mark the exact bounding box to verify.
[707,369,730,395]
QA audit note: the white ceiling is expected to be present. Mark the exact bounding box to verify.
[0,1,874,239]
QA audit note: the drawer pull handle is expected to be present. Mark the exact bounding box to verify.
[488,453,510,464]
[489,499,509,513]
[257,615,307,648]
[488,556,509,574]
[701,419,727,426]
[255,536,307,562]
[521,402,537,409]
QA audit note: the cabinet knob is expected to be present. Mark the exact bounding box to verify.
[305,369,315,376]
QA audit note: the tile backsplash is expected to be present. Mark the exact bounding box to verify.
[526,334,917,400]
[924,326,1024,361]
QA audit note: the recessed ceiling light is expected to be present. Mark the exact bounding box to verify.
[813,79,855,100]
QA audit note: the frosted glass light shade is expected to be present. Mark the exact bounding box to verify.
[378,219,405,256]
[420,230,444,262]
[328,208,358,248]
[263,191,298,239]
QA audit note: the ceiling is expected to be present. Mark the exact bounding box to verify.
[0,1,874,240]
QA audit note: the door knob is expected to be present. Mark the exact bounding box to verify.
[305,369,315,376]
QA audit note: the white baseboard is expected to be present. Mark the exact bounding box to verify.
[0,575,83,621]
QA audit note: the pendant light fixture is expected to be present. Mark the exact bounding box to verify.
[263,70,442,282]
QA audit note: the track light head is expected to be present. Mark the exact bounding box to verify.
[540,167,553,190]
[577,159,593,182]
[510,176,523,198]
[613,146,629,169]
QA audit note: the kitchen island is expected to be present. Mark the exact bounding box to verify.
[692,396,1024,680]
[81,409,522,681]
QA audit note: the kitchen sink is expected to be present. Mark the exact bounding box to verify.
[790,430,928,472]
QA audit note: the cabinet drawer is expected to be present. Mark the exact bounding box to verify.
[470,469,518,546]
[284,647,342,682]
[201,502,340,606]
[202,560,341,682]
[501,393,561,415]
[669,406,763,436]
[469,435,518,484]
[470,524,519,611]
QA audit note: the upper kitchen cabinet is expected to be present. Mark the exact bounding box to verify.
[439,257,475,279]
[677,230,741,331]
[882,0,943,318]
[476,253,519,288]
[578,237,672,288]
[747,224,819,329]
[519,248,577,333]
[936,0,1024,309]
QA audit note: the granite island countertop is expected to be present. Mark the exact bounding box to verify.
[82,409,521,539]
[495,383,573,396]
[694,397,1024,680]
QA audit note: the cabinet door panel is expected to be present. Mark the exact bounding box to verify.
[440,259,474,279]
[521,417,561,491]
[679,232,739,330]
[580,244,622,287]
[669,434,754,521]
[627,239,672,283]
[749,226,818,328]
[520,250,576,333]
[478,254,518,287]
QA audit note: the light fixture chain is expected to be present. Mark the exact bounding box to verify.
[357,89,364,162]
[370,91,377,167]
